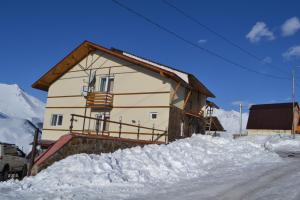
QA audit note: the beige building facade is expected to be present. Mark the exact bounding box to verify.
[33,41,215,143]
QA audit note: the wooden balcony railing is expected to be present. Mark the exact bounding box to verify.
[86,92,113,109]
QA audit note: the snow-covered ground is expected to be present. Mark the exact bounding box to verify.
[1,134,299,200]
[0,83,44,153]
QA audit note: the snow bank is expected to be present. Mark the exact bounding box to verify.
[237,134,300,155]
[264,135,300,152]
[0,135,281,199]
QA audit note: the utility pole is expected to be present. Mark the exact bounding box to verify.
[292,69,296,139]
[239,103,243,136]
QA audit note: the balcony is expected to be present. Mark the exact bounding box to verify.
[86,92,113,109]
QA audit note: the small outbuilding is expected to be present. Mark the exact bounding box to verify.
[246,102,300,135]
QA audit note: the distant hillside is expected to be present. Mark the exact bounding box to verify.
[0,83,44,121]
[214,109,249,134]
[0,83,44,153]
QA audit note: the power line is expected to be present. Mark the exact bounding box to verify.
[162,0,289,76]
[111,0,289,80]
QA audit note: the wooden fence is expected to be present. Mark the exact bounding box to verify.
[69,114,168,143]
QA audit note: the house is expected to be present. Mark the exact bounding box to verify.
[246,102,300,135]
[32,40,215,145]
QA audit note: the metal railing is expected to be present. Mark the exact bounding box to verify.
[69,114,168,143]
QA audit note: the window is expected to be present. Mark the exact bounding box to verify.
[150,112,158,120]
[51,114,63,126]
[100,76,114,92]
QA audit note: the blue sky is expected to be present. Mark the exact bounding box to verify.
[1,0,300,111]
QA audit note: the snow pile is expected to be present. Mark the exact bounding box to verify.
[0,83,44,153]
[214,108,249,134]
[264,135,300,152]
[0,135,281,199]
[0,83,44,120]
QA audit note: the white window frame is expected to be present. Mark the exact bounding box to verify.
[99,76,114,92]
[50,114,63,126]
[149,112,158,120]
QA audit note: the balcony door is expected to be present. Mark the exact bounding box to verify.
[95,113,110,133]
[100,76,114,93]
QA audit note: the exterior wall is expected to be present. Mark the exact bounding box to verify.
[42,51,171,142]
[185,91,206,114]
[169,80,207,113]
[168,106,205,142]
[247,129,291,135]
[170,81,185,109]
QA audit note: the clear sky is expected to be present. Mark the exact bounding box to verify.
[1,0,300,111]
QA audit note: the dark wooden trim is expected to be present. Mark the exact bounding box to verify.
[183,90,192,109]
[68,64,128,73]
[84,131,163,136]
[47,91,170,99]
[47,95,82,98]
[45,106,86,109]
[114,106,170,108]
[45,106,170,109]
[43,129,164,136]
[43,128,81,131]
[171,82,181,104]
[58,71,137,81]
[114,91,170,95]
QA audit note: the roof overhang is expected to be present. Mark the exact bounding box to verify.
[206,100,219,109]
[32,40,215,98]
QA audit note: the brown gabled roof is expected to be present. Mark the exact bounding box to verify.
[206,100,219,109]
[32,40,215,97]
[246,102,299,130]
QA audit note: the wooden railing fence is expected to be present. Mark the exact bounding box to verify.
[69,114,168,143]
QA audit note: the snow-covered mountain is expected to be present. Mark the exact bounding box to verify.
[0,83,44,121]
[0,83,45,152]
[214,108,249,134]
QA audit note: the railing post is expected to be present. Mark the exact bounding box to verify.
[102,116,106,135]
[137,120,140,140]
[151,124,155,141]
[28,128,39,176]
[96,118,100,135]
[82,115,86,134]
[164,128,168,144]
[69,114,74,133]
[119,117,122,138]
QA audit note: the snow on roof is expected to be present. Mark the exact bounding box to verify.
[122,52,190,83]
